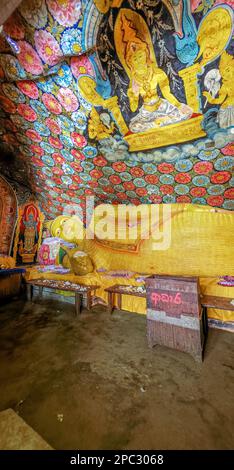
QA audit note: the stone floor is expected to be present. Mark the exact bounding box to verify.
[0,297,233,450]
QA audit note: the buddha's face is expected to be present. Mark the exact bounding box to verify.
[50,216,69,238]
[130,49,148,74]
[63,216,84,242]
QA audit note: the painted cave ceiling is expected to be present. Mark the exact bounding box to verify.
[0,0,233,219]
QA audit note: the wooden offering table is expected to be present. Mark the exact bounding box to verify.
[200,295,234,312]
[105,284,146,314]
[26,279,100,315]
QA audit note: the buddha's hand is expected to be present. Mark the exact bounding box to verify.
[127,88,139,113]
[203,91,212,102]
[179,103,193,118]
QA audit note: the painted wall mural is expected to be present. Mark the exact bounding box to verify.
[0,0,233,219]
[0,175,17,255]
[0,143,33,203]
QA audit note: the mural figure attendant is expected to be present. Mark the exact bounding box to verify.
[88,108,115,140]
[78,75,128,136]
[203,52,234,129]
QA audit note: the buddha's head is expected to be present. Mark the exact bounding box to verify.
[50,215,84,243]
[49,215,70,239]
[126,42,151,76]
[62,216,84,242]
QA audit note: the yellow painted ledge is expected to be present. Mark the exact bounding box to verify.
[124,116,205,151]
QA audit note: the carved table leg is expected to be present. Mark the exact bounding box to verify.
[39,286,43,299]
[107,292,113,314]
[117,293,121,310]
[26,284,33,301]
[87,291,92,311]
[75,293,81,316]
[202,306,208,337]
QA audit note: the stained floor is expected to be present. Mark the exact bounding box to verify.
[0,297,233,450]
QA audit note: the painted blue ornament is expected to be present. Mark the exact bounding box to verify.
[173,0,199,66]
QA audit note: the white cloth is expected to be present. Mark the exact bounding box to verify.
[129,99,191,133]
[217,106,234,129]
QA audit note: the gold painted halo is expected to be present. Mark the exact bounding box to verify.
[114,8,157,80]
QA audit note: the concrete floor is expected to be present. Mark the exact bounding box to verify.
[0,298,233,450]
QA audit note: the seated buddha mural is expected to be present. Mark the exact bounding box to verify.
[124,40,193,133]
[114,9,193,134]
[82,3,233,151]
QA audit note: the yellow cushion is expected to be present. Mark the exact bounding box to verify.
[68,250,94,275]
[0,256,15,269]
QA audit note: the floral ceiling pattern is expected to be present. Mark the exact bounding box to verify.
[0,0,233,219]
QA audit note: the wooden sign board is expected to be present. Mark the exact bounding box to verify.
[145,275,207,362]
[146,275,200,318]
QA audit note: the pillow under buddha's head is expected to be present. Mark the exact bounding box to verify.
[62,249,94,276]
